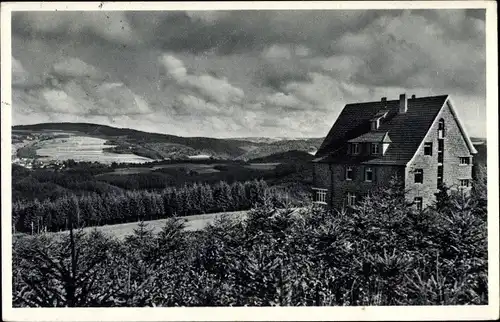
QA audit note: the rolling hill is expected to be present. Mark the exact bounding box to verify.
[12,122,325,161]
[249,150,316,163]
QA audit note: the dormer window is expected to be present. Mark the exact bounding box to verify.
[348,131,391,157]
[352,143,360,155]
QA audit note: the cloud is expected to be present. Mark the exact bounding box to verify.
[159,53,244,105]
[12,56,45,89]
[264,92,303,109]
[262,44,293,60]
[11,9,487,138]
[159,55,187,79]
[174,94,234,116]
[13,11,140,46]
[185,11,230,24]
[336,11,486,95]
[13,58,152,118]
[12,57,29,85]
[295,45,310,57]
[52,57,107,80]
[262,44,311,60]
[21,10,384,55]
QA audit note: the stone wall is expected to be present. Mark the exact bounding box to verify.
[312,162,333,205]
[406,101,473,207]
[330,164,405,209]
[313,100,473,210]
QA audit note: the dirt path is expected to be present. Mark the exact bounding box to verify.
[17,207,304,240]
[52,210,249,240]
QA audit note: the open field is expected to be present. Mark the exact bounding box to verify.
[36,136,154,164]
[45,211,250,240]
[20,208,305,240]
[106,163,227,176]
[244,162,280,170]
[15,134,155,164]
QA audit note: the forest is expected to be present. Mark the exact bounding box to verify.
[12,172,488,307]
[12,179,292,234]
[12,158,311,234]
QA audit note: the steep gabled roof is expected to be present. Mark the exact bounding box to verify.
[315,95,451,165]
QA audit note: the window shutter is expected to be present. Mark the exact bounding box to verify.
[373,167,377,182]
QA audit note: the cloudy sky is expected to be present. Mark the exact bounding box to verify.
[12,9,486,138]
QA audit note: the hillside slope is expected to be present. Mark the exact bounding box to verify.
[249,150,316,163]
[13,123,249,159]
[13,123,325,161]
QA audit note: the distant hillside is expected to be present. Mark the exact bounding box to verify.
[470,137,486,143]
[236,138,324,160]
[227,137,284,144]
[12,123,325,161]
[229,137,322,144]
[13,123,250,158]
[249,150,315,163]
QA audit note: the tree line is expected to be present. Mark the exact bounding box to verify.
[12,174,488,307]
[12,179,300,234]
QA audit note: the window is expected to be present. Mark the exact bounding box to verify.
[371,143,379,155]
[438,119,445,138]
[437,165,443,188]
[347,192,356,206]
[414,197,423,211]
[424,142,433,156]
[313,188,327,204]
[437,139,444,163]
[365,167,373,182]
[438,139,444,152]
[459,179,470,188]
[352,143,360,155]
[460,157,470,165]
[414,169,423,184]
[370,119,380,131]
[346,166,353,180]
[438,154,444,163]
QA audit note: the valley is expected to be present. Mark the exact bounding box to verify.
[12,122,323,166]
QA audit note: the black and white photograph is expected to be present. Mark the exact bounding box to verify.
[1,1,498,321]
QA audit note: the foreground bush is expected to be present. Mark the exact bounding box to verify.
[13,177,487,306]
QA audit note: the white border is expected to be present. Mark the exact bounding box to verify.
[1,1,498,321]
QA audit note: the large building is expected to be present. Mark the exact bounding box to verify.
[312,94,477,210]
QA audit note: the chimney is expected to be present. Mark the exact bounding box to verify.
[411,94,416,99]
[399,93,407,114]
[381,97,387,102]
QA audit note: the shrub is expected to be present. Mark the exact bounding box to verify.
[13,176,487,307]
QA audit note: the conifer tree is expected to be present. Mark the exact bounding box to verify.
[433,183,453,213]
[201,184,214,213]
